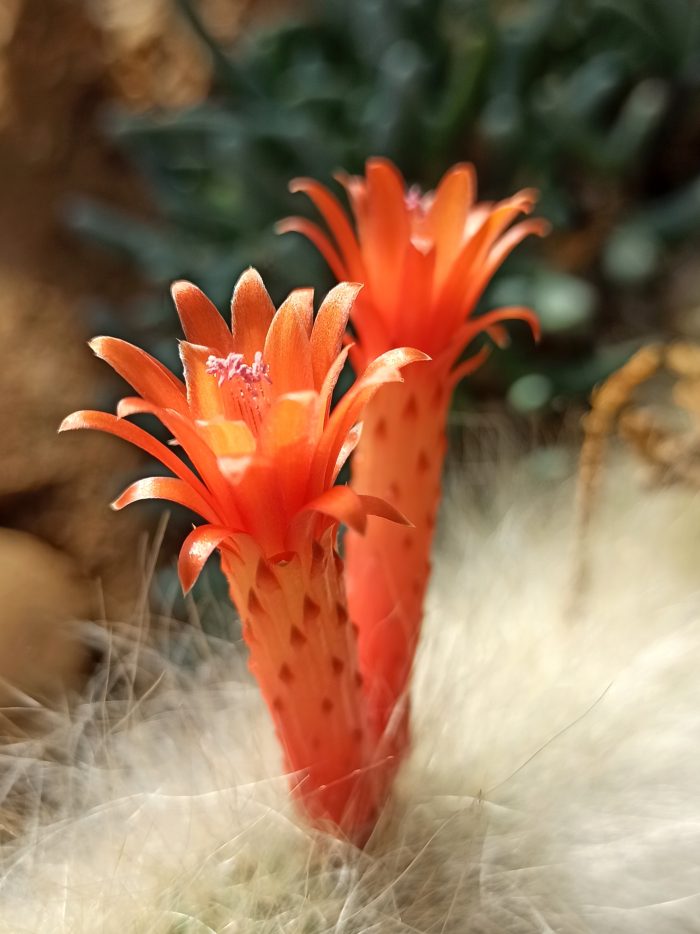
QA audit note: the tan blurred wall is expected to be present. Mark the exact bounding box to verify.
[0,0,291,703]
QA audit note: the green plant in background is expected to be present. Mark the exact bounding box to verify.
[69,0,700,415]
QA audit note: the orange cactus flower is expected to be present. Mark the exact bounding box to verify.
[60,268,427,841]
[279,158,548,752]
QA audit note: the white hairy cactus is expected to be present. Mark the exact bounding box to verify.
[1,448,699,933]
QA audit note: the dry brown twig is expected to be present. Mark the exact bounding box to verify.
[575,341,700,599]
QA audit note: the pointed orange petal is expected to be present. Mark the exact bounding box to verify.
[334,170,367,212]
[276,287,314,337]
[461,217,550,313]
[334,170,370,249]
[288,178,364,278]
[179,341,225,420]
[310,283,361,389]
[357,494,411,527]
[446,307,540,368]
[299,485,367,534]
[468,306,540,343]
[431,195,538,350]
[171,281,233,354]
[276,218,349,282]
[264,297,314,394]
[89,337,187,414]
[362,346,431,380]
[230,268,277,361]
[427,163,476,286]
[59,410,214,508]
[431,213,498,330]
[361,158,410,323]
[485,324,511,348]
[178,524,234,594]
[112,477,218,523]
[439,191,538,295]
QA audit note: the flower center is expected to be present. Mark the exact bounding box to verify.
[206,350,271,432]
[206,351,270,389]
[405,185,435,254]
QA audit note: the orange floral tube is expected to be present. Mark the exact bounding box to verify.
[61,269,426,841]
[221,530,381,836]
[280,158,547,749]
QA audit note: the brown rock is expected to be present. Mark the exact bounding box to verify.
[0,527,91,705]
[0,0,147,617]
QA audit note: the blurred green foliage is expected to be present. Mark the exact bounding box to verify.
[68,0,700,417]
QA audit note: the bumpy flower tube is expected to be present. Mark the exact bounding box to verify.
[60,269,427,841]
[279,158,548,751]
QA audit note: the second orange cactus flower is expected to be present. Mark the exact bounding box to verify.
[280,158,548,750]
[61,269,426,842]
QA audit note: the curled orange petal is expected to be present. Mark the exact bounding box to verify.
[288,178,364,277]
[453,306,541,354]
[357,494,411,527]
[460,217,551,314]
[89,337,187,414]
[178,524,234,594]
[112,476,219,524]
[298,485,367,534]
[59,409,214,509]
[115,397,239,523]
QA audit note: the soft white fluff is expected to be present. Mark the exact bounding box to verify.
[2,447,700,932]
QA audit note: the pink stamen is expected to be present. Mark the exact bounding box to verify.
[405,185,435,254]
[206,351,271,389]
[405,184,434,218]
[206,352,242,385]
[405,185,423,212]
